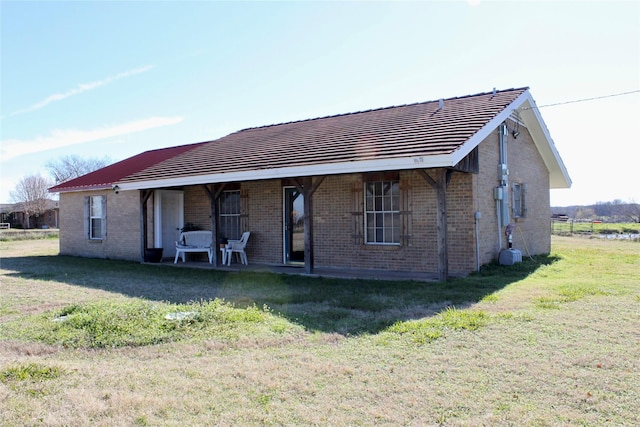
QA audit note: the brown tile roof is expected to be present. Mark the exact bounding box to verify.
[120,88,528,185]
[53,87,566,193]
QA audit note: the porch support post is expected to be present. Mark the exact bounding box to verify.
[203,183,227,267]
[140,190,153,262]
[417,168,452,282]
[293,176,325,275]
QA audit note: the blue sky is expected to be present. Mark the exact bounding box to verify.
[1,0,638,206]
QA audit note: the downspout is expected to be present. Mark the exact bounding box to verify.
[474,211,481,272]
[496,123,509,253]
[496,196,502,250]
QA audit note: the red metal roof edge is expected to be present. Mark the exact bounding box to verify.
[49,142,206,193]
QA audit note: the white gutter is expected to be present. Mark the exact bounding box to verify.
[116,153,457,191]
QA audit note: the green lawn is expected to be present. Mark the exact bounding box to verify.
[1,236,638,426]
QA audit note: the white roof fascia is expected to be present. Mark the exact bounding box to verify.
[116,153,455,191]
[49,184,113,194]
[517,94,572,189]
[450,91,531,165]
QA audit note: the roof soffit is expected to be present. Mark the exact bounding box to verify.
[516,95,572,189]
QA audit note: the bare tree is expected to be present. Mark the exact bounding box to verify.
[10,174,54,228]
[575,206,595,220]
[621,201,640,223]
[45,155,112,184]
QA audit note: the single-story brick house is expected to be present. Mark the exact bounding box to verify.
[1,200,59,229]
[50,87,571,280]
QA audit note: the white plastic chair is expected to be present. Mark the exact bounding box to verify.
[225,231,250,265]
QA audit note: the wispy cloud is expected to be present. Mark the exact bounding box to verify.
[9,65,154,116]
[0,116,183,162]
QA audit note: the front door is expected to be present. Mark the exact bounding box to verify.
[283,187,304,264]
[154,190,184,259]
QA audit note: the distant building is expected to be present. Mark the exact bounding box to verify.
[0,200,59,229]
[551,213,569,222]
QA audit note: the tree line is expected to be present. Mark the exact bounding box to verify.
[552,200,640,223]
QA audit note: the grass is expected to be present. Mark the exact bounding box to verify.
[0,229,59,242]
[1,363,62,383]
[385,307,489,344]
[0,363,63,399]
[1,236,639,426]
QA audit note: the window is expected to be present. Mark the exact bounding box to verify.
[512,183,526,218]
[219,190,241,240]
[85,195,106,240]
[365,181,400,244]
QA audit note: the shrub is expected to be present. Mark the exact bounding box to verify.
[0,363,62,383]
[6,299,272,349]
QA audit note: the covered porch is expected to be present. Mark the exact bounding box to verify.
[138,165,471,283]
[144,256,442,282]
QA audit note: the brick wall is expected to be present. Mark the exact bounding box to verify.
[184,186,211,230]
[445,172,477,274]
[473,121,551,265]
[244,180,283,264]
[59,190,141,260]
[308,171,477,275]
[504,124,551,255]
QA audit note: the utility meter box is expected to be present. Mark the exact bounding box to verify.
[499,249,522,266]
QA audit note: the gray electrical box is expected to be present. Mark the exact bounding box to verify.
[494,187,503,200]
[498,163,509,181]
[495,185,510,225]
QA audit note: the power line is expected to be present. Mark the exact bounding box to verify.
[523,89,640,110]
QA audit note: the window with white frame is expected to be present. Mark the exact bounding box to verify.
[365,180,400,244]
[512,183,526,218]
[86,195,106,240]
[219,190,241,240]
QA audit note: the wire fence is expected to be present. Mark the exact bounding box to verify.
[551,219,640,240]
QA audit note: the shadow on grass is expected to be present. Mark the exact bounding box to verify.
[2,253,559,335]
